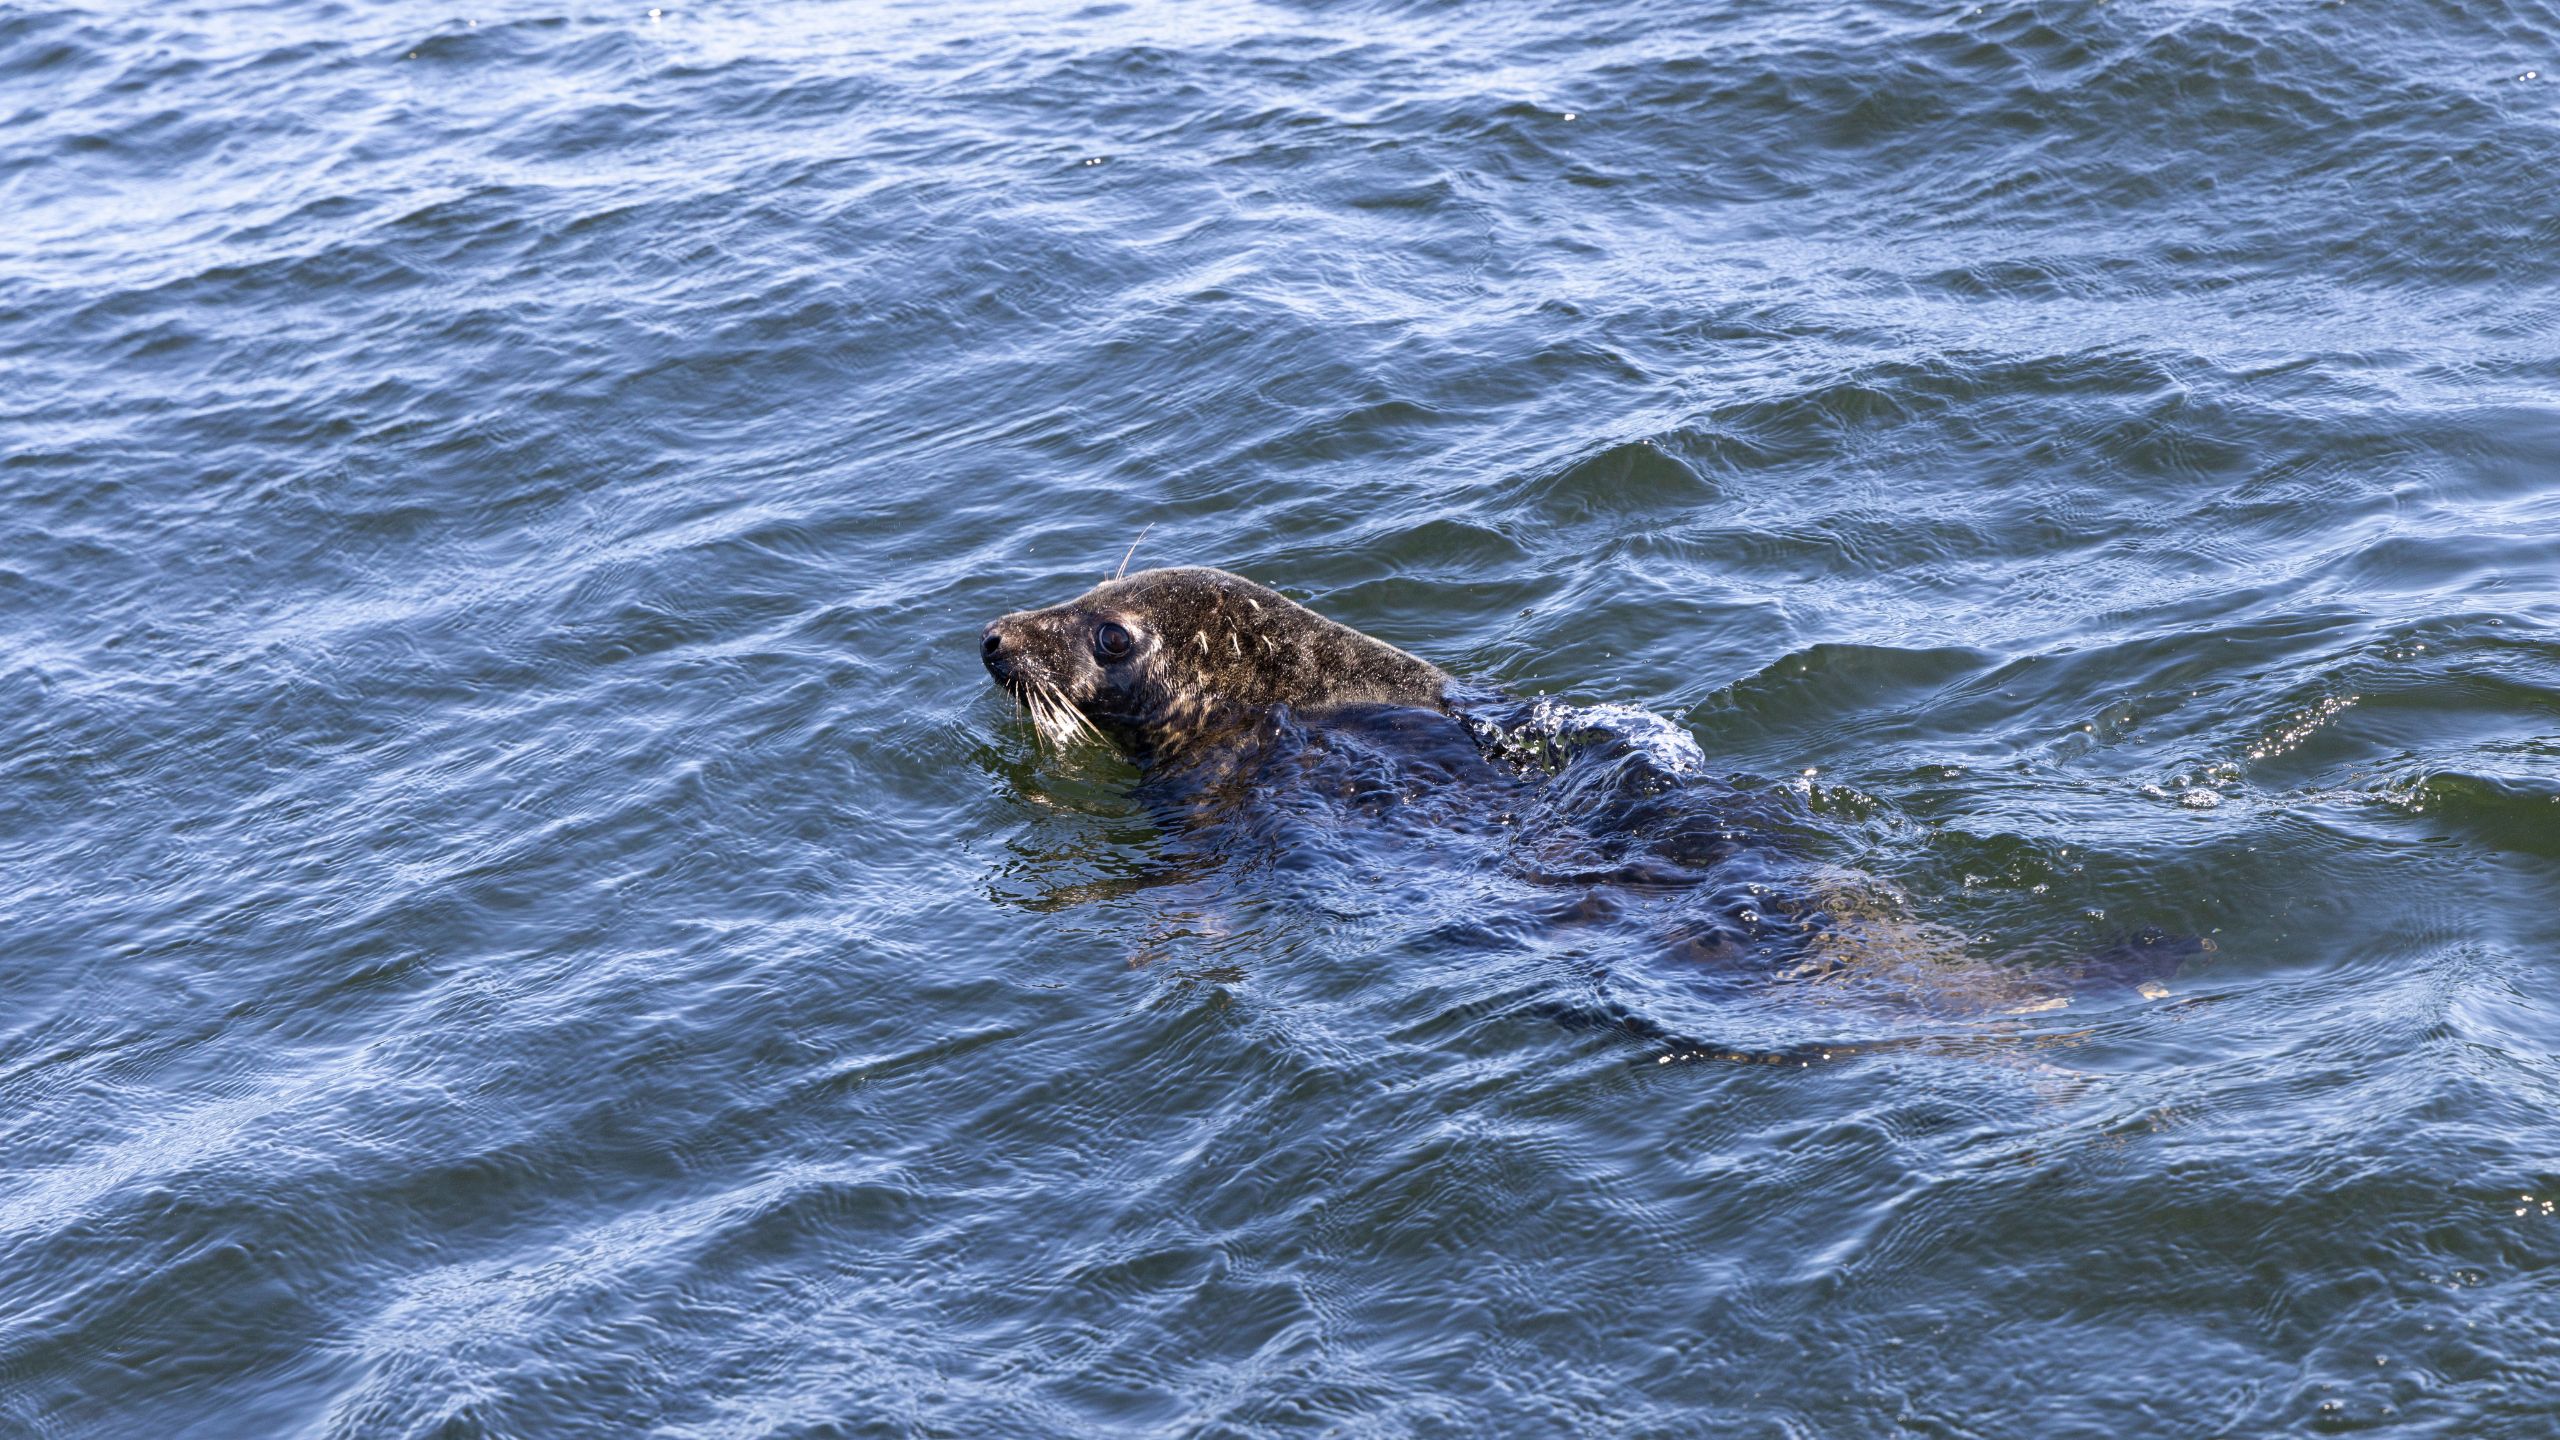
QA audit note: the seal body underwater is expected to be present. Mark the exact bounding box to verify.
[978,564,2203,1058]
[979,566,1451,764]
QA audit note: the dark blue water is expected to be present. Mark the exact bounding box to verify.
[6,2,2559,1435]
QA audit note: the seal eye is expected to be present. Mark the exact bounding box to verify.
[1093,621,1134,662]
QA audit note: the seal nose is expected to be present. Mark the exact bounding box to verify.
[980,622,1010,677]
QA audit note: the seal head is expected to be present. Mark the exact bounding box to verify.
[980,566,1450,762]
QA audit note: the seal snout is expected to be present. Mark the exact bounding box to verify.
[979,620,1015,681]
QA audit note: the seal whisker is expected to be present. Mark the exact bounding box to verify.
[1045,693,1077,750]
[1020,676,1103,751]
[1066,687,1104,745]
[1113,523,1153,582]
[1013,678,1056,750]
[1017,684,1048,750]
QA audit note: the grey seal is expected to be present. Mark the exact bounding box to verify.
[978,563,2205,1060]
[979,566,1449,763]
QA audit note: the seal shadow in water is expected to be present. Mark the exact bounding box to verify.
[979,567,2209,1064]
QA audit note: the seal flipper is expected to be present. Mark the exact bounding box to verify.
[1533,975,1889,1067]
[2051,926,2212,997]
[1549,926,2213,1068]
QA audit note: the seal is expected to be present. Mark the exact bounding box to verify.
[979,566,1449,763]
[980,563,2204,1061]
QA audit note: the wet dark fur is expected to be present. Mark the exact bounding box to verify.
[980,567,1449,763]
[981,565,2202,1062]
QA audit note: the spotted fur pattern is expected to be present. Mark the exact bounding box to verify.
[980,567,1450,763]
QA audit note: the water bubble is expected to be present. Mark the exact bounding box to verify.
[2181,788,2220,809]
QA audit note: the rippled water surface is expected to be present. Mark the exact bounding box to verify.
[7,1,2560,1435]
